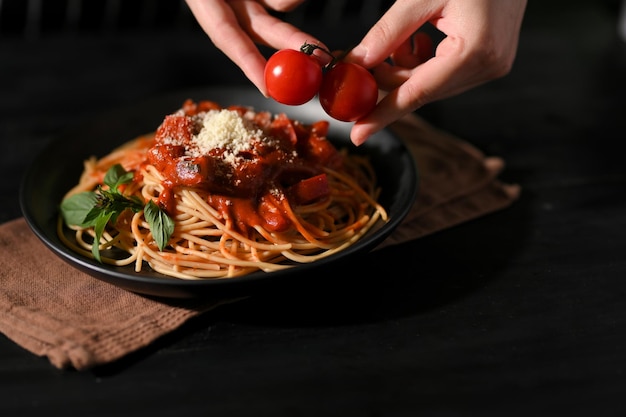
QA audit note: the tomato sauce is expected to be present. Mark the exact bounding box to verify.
[146,99,344,234]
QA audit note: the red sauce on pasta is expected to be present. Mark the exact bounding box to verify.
[146,99,344,233]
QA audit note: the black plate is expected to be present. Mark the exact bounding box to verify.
[20,87,418,299]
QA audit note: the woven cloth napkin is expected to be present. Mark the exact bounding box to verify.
[0,114,519,371]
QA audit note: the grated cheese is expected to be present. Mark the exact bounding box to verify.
[160,108,290,167]
[191,109,261,158]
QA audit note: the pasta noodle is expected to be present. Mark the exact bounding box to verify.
[58,99,387,279]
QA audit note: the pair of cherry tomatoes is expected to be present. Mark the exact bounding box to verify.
[264,45,378,122]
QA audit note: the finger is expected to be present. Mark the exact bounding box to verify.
[371,62,413,91]
[349,0,528,145]
[344,0,439,68]
[256,0,306,13]
[231,1,331,63]
[186,0,268,94]
[350,38,494,146]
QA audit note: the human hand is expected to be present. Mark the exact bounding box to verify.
[185,0,329,96]
[344,0,527,145]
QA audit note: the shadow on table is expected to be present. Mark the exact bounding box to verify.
[214,192,534,326]
[88,188,532,376]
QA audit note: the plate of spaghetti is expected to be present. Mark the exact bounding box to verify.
[20,87,418,298]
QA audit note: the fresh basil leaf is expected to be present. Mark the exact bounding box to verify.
[104,189,143,213]
[144,200,174,251]
[60,191,99,227]
[61,164,174,264]
[104,163,134,192]
[83,206,103,226]
[92,211,113,263]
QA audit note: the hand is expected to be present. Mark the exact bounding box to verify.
[185,0,328,96]
[345,0,527,145]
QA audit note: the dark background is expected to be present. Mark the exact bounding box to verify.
[1,1,626,416]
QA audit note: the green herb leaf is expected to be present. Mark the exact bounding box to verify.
[83,206,103,226]
[104,163,134,191]
[60,164,175,263]
[60,191,99,227]
[92,210,113,262]
[144,199,174,251]
[99,187,144,214]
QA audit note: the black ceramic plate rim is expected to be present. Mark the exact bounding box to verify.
[20,86,418,298]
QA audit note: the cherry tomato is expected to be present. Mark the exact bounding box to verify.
[318,62,378,122]
[264,49,323,106]
[413,31,434,64]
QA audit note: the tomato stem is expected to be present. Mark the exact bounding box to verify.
[300,42,328,57]
[329,49,350,67]
[300,42,358,71]
[300,42,322,55]
[300,42,341,70]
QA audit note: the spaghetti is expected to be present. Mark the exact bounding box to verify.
[59,99,387,279]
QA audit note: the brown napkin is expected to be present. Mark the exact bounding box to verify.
[0,114,519,371]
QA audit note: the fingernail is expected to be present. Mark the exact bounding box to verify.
[351,132,367,147]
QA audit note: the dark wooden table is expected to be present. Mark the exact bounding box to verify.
[1,1,625,415]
